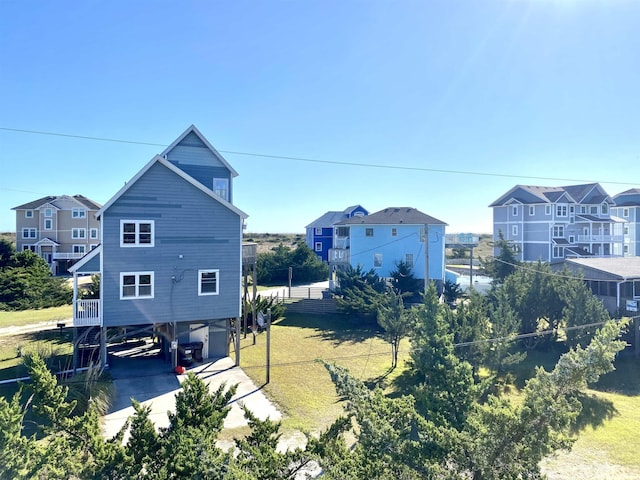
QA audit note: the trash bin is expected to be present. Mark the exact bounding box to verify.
[178,342,204,364]
[190,341,204,362]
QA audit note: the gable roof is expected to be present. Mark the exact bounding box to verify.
[161,125,238,178]
[306,205,368,229]
[12,195,101,211]
[96,155,248,220]
[68,244,102,273]
[565,257,640,280]
[489,183,610,207]
[336,207,447,226]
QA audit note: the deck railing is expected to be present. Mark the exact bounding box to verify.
[74,299,101,327]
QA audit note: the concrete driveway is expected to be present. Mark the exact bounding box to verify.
[102,341,281,441]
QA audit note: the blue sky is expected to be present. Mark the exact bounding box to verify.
[1,0,639,234]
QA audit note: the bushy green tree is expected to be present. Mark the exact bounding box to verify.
[389,261,422,302]
[256,242,328,284]
[333,264,387,319]
[481,230,520,284]
[376,290,411,369]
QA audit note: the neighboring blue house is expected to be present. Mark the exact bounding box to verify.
[69,126,250,369]
[305,205,368,262]
[612,188,640,257]
[329,207,447,289]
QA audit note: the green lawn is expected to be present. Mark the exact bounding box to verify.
[0,305,72,328]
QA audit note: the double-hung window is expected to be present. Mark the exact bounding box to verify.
[315,242,322,252]
[315,227,322,236]
[90,228,98,239]
[556,205,567,217]
[405,253,414,267]
[44,219,52,230]
[22,228,37,239]
[72,208,86,218]
[198,269,219,296]
[121,272,154,299]
[72,228,86,239]
[73,245,86,255]
[121,220,154,247]
[552,226,564,237]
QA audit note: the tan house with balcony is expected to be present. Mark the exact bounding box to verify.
[12,195,102,275]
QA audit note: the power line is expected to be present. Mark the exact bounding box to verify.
[1,126,638,186]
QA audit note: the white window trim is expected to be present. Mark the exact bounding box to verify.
[72,228,86,239]
[73,244,86,254]
[25,210,34,218]
[552,246,563,259]
[512,206,518,216]
[315,227,322,235]
[213,178,229,201]
[44,208,52,217]
[44,219,52,230]
[405,253,414,267]
[90,244,98,250]
[373,253,382,268]
[120,272,154,300]
[120,220,155,247]
[90,228,98,239]
[512,225,518,236]
[198,269,219,296]
[545,205,551,215]
[23,244,35,252]
[529,206,535,216]
[315,242,322,252]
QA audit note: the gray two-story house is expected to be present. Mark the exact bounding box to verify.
[69,126,249,369]
[12,195,102,274]
[490,183,625,263]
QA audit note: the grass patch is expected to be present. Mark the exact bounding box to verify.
[237,312,410,433]
[0,305,72,328]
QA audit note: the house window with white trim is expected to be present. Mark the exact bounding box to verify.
[373,253,382,268]
[315,227,322,235]
[22,228,37,239]
[90,228,98,239]
[552,246,564,258]
[121,220,154,247]
[44,219,52,230]
[624,245,629,254]
[73,245,86,255]
[625,226,629,235]
[72,208,86,218]
[580,205,587,214]
[25,210,34,218]
[90,244,98,250]
[556,205,567,217]
[315,242,322,252]
[198,269,219,296]
[121,272,154,299]
[365,228,374,237]
[590,206,598,214]
[601,203,608,214]
[552,225,564,237]
[512,225,518,236]
[405,253,414,267]
[22,245,36,252]
[569,235,575,244]
[44,208,52,217]
[623,208,629,217]
[545,205,551,215]
[213,178,229,201]
[529,206,535,216]
[72,228,86,239]
[512,206,518,216]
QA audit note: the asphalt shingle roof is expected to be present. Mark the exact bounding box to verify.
[336,207,447,226]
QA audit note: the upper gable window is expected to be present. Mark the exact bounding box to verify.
[529,206,535,216]
[511,206,518,216]
[25,210,34,218]
[121,220,155,247]
[72,208,87,218]
[315,227,322,235]
[44,208,52,217]
[213,178,229,202]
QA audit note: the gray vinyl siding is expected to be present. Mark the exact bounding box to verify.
[101,162,242,328]
[168,162,231,198]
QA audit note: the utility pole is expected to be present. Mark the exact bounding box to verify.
[266,308,272,384]
[288,266,293,298]
[422,225,429,292]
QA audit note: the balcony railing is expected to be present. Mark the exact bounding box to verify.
[328,248,350,264]
[577,235,624,243]
[74,299,101,327]
[54,252,86,260]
